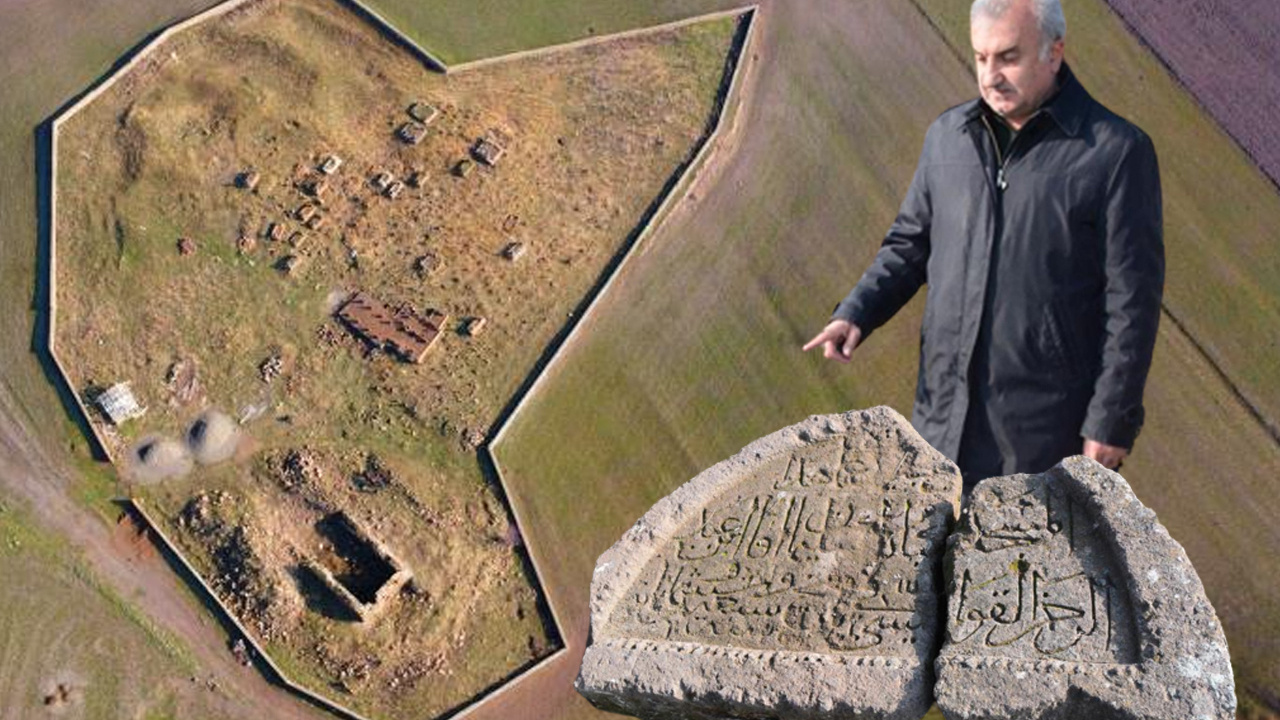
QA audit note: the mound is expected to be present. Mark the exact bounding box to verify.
[186,409,239,465]
[126,436,194,484]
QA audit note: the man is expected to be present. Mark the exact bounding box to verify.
[803,0,1163,490]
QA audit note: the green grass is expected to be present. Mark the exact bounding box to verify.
[913,0,1280,443]
[0,501,223,719]
[497,1,1280,717]
[360,0,744,65]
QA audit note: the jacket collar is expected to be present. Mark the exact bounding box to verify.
[961,61,1090,137]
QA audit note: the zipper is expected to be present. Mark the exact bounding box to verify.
[980,114,1009,191]
[980,113,1032,192]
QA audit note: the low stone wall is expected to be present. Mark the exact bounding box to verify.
[45,2,761,718]
[131,498,378,720]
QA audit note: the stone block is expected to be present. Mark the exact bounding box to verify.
[935,456,1235,719]
[577,406,962,720]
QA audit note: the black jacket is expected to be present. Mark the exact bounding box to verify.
[833,64,1164,474]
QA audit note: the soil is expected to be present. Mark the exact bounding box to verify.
[0,384,328,720]
[1104,0,1280,188]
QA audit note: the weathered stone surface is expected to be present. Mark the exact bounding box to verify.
[577,407,962,720]
[936,456,1236,719]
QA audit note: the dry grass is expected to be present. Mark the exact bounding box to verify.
[51,0,739,717]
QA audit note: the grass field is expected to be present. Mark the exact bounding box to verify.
[0,499,231,720]
[352,0,744,66]
[3,0,1279,719]
[496,0,1280,717]
[48,0,738,716]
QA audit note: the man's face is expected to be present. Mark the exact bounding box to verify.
[971,1,1064,129]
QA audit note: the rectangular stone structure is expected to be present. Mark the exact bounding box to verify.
[577,407,962,720]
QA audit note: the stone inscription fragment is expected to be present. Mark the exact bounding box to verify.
[577,407,961,720]
[936,456,1236,719]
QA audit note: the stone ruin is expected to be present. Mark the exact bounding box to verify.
[578,407,961,720]
[576,407,1236,720]
[934,456,1236,719]
[306,511,414,624]
[472,136,506,166]
[397,121,428,145]
[407,101,438,125]
[319,154,343,175]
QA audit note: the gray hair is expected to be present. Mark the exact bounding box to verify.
[971,0,1067,60]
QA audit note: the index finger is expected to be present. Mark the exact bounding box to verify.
[802,331,830,352]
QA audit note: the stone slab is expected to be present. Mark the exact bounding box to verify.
[936,456,1236,719]
[577,406,963,720]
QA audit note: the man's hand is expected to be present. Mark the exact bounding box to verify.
[802,320,863,364]
[1083,438,1128,470]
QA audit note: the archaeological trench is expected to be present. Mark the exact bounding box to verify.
[576,407,1236,720]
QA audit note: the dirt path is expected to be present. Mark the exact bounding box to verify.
[0,383,328,720]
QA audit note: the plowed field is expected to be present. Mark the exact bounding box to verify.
[1105,0,1280,190]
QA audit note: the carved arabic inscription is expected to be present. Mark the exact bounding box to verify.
[605,423,957,654]
[946,476,1140,663]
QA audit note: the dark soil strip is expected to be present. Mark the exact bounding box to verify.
[1160,304,1280,448]
[1103,0,1280,192]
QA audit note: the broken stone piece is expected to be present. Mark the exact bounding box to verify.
[501,241,526,261]
[460,316,487,337]
[236,169,260,190]
[407,101,438,124]
[277,254,302,275]
[413,253,440,277]
[319,154,343,175]
[577,406,962,720]
[935,456,1236,720]
[300,175,327,198]
[472,136,505,166]
[397,121,427,145]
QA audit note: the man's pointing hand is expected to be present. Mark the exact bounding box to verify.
[802,319,863,363]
